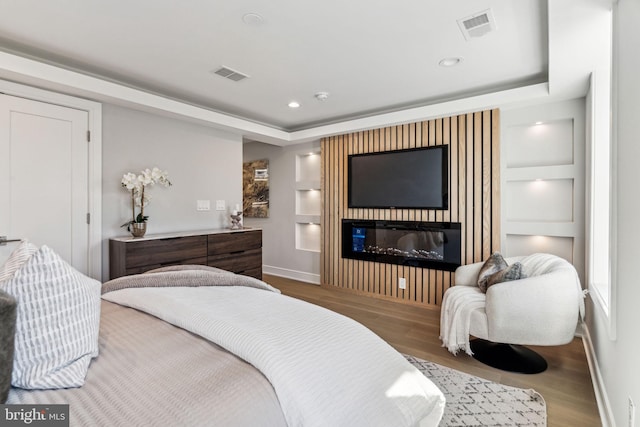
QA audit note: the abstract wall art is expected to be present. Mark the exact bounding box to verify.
[243,159,269,218]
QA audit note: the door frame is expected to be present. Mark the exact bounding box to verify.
[0,79,102,279]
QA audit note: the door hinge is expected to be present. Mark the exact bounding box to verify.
[87,130,91,142]
[86,213,90,225]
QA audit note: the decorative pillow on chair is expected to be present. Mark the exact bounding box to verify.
[0,245,101,390]
[477,252,508,292]
[0,289,17,403]
[0,240,38,282]
[485,261,526,290]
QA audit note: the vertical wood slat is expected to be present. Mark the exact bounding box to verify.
[446,116,457,296]
[491,110,501,253]
[321,138,327,285]
[321,109,500,307]
[347,135,357,289]
[333,135,340,287]
[465,114,474,265]
[458,116,466,268]
[340,134,348,288]
[474,112,483,263]
[482,111,492,260]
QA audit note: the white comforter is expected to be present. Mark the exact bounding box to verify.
[102,277,445,427]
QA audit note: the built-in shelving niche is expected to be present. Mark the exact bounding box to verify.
[502,116,584,271]
[295,151,321,252]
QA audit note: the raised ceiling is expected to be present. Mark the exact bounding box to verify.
[0,0,547,132]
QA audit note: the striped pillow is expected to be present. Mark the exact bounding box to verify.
[0,240,38,282]
[0,245,101,389]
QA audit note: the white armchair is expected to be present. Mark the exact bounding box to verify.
[441,253,585,373]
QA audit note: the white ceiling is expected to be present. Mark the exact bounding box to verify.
[0,0,548,133]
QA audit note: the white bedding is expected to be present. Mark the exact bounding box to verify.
[8,300,288,427]
[103,282,445,427]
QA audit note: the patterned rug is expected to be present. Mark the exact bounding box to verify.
[404,354,547,426]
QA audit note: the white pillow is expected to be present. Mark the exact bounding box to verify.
[0,245,101,389]
[0,240,38,282]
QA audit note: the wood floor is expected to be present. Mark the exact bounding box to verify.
[264,274,601,427]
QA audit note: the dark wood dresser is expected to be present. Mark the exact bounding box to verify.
[109,228,262,280]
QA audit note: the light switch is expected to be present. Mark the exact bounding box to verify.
[196,200,210,211]
[215,200,226,211]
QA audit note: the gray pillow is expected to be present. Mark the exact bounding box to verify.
[477,252,508,292]
[485,261,526,290]
[0,289,17,403]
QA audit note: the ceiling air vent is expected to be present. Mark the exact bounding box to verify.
[457,9,496,40]
[212,66,249,82]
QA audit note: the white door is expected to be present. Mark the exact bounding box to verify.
[0,94,90,274]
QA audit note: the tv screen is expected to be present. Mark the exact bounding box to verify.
[348,145,448,209]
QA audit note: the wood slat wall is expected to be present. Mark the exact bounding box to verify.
[320,109,501,307]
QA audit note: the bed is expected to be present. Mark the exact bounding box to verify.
[1,242,445,427]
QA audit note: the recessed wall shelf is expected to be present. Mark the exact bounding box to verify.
[295,151,321,252]
[502,103,584,275]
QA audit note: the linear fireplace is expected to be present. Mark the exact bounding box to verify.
[342,219,461,271]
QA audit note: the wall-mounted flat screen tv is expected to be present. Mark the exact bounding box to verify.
[348,145,448,209]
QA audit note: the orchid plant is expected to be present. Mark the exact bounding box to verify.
[121,167,172,230]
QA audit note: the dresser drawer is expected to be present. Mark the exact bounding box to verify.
[208,248,262,275]
[125,256,208,276]
[208,230,261,255]
[125,236,208,269]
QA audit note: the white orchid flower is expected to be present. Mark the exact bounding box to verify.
[121,166,171,230]
[138,173,153,186]
[121,172,139,190]
[150,166,172,187]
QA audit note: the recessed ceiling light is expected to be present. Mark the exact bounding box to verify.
[288,101,300,109]
[242,13,264,26]
[535,121,543,125]
[438,57,463,67]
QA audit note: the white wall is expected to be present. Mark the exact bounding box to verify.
[102,104,243,280]
[585,1,640,426]
[243,140,321,284]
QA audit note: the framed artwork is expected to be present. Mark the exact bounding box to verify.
[243,159,269,217]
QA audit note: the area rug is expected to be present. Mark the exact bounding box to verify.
[404,354,547,426]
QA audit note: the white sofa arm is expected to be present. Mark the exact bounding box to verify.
[453,262,484,286]
[484,270,580,345]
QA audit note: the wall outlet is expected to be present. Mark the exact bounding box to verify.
[215,200,226,211]
[399,277,406,290]
[630,396,636,427]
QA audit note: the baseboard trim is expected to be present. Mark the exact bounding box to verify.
[262,265,320,285]
[580,324,615,427]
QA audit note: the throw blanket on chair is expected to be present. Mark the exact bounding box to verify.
[102,268,445,427]
[439,286,486,356]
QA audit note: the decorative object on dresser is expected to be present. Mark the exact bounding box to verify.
[120,167,172,238]
[230,208,243,230]
[109,228,262,280]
